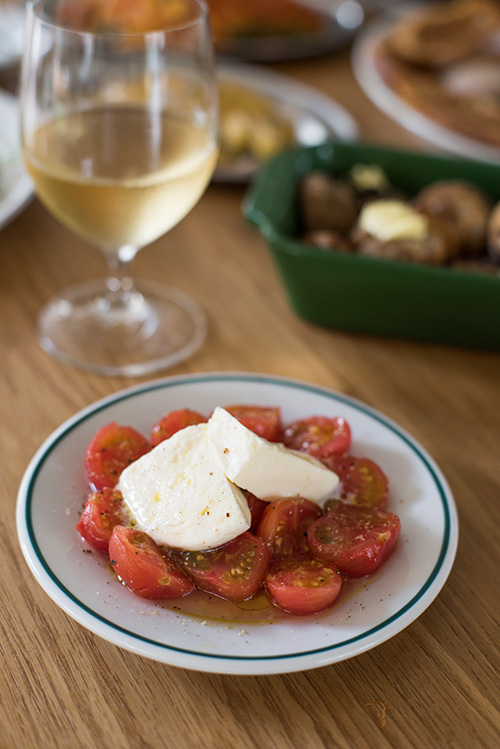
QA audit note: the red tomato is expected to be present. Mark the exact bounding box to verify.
[266,558,342,615]
[308,501,401,577]
[246,492,268,533]
[222,405,282,442]
[150,408,207,446]
[109,526,194,599]
[84,422,152,490]
[256,498,322,559]
[325,454,389,510]
[176,532,270,601]
[76,488,124,552]
[282,416,351,458]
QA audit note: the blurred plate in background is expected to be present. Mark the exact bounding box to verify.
[0,1,25,69]
[216,62,359,183]
[212,0,364,62]
[0,91,33,230]
[352,11,500,165]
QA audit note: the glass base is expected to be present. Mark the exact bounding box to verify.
[38,278,207,376]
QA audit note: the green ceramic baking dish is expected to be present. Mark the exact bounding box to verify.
[243,142,500,350]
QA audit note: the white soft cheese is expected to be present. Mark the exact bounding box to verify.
[117,424,251,551]
[206,407,338,504]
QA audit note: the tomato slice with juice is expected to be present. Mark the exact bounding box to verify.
[246,492,268,533]
[176,532,270,601]
[222,405,282,442]
[282,416,351,458]
[85,422,152,490]
[256,497,323,559]
[308,501,401,577]
[325,454,389,510]
[150,408,207,446]
[109,526,194,599]
[266,558,343,616]
[76,487,124,552]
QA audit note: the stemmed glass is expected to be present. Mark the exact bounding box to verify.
[21,0,218,376]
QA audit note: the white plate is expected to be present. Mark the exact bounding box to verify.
[215,62,358,183]
[17,372,458,675]
[0,2,25,69]
[352,14,500,165]
[0,91,33,230]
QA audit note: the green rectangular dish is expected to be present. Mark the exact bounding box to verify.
[242,142,500,351]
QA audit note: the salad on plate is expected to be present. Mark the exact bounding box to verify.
[77,402,401,618]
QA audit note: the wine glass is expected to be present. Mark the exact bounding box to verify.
[20,0,219,376]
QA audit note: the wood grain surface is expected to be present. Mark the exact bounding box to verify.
[1,44,500,749]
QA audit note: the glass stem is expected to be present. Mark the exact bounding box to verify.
[100,245,152,328]
[104,244,138,298]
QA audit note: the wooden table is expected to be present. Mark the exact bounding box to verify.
[2,47,500,749]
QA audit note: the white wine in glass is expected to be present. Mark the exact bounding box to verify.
[21,0,219,376]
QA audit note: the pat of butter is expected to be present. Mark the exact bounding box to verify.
[350,163,389,192]
[359,199,428,242]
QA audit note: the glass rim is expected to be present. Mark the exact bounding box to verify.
[29,0,209,38]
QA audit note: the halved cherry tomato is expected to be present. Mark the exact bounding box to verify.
[176,532,270,601]
[282,416,351,459]
[246,492,268,533]
[325,454,389,510]
[266,558,342,615]
[150,408,207,446]
[256,498,322,559]
[222,405,282,442]
[109,526,194,599]
[308,501,400,577]
[76,487,124,552]
[85,422,152,490]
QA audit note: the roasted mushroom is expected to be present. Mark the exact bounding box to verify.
[486,201,500,263]
[300,229,353,253]
[414,180,491,255]
[299,171,358,234]
[351,199,452,266]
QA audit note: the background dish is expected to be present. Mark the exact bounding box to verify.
[244,142,500,351]
[0,91,33,230]
[17,373,458,675]
[352,15,500,165]
[213,0,364,62]
[215,62,358,182]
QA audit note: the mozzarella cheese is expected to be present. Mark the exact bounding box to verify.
[117,424,251,551]
[206,407,338,504]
